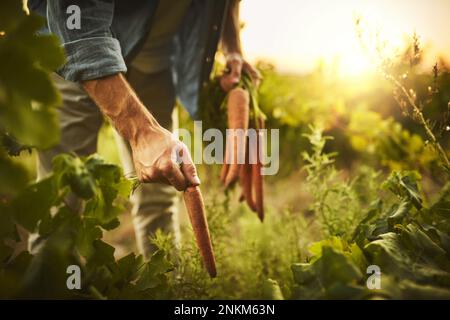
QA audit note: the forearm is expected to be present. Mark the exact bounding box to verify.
[221,0,242,55]
[82,73,159,145]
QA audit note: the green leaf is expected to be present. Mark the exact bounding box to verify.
[86,240,116,268]
[399,280,450,299]
[0,251,32,298]
[0,150,28,197]
[11,177,58,231]
[365,225,450,287]
[76,219,103,259]
[135,250,173,297]
[387,199,411,228]
[325,283,367,300]
[116,253,144,283]
[319,246,363,287]
[308,236,346,260]
[291,263,316,285]
[52,154,96,199]
[383,171,422,209]
[19,223,78,299]
[291,246,363,299]
[0,6,64,149]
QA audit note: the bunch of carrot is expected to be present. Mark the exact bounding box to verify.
[219,78,265,222]
[181,72,265,279]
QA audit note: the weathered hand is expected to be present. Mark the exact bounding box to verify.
[82,74,200,192]
[130,125,200,191]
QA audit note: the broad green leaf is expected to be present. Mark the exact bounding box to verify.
[325,283,367,300]
[76,219,103,259]
[86,240,116,268]
[291,263,316,285]
[387,199,411,228]
[383,171,422,209]
[11,177,58,231]
[19,224,78,299]
[308,236,346,260]
[399,280,450,299]
[135,250,173,297]
[365,226,450,288]
[0,151,28,197]
[319,246,363,287]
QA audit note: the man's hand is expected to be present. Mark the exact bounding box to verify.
[220,53,262,92]
[220,0,261,92]
[82,74,200,191]
[130,124,199,191]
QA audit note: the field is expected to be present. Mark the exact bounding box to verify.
[1,1,450,299]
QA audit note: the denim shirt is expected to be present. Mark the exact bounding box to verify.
[28,0,229,119]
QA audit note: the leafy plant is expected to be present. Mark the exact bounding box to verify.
[0,0,65,150]
[0,1,173,299]
[302,126,379,238]
[291,170,450,299]
[1,154,174,299]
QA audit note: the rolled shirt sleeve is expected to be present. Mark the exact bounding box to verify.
[47,0,127,82]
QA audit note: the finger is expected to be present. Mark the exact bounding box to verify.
[243,62,262,86]
[162,161,187,191]
[179,144,201,186]
[229,60,242,83]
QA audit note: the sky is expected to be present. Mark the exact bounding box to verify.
[240,0,450,75]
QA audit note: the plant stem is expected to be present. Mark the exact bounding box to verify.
[385,73,450,169]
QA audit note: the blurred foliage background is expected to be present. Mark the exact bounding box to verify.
[2,0,450,299]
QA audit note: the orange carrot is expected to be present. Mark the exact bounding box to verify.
[239,142,256,211]
[223,87,250,188]
[183,186,217,277]
[220,161,229,184]
[252,160,264,222]
[252,117,265,222]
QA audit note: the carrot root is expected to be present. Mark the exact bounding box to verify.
[240,142,256,211]
[223,88,249,188]
[220,162,229,184]
[252,117,265,222]
[183,186,217,277]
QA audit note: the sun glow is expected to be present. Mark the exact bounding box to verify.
[240,0,450,76]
